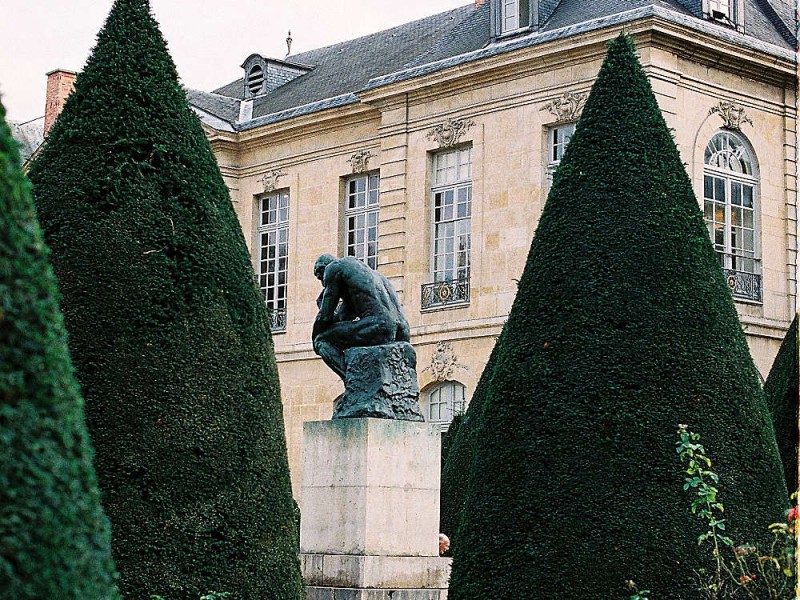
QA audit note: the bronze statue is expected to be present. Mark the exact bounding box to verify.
[312,254,422,421]
[312,254,410,380]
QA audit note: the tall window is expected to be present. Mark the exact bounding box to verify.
[432,147,472,283]
[703,131,761,302]
[500,0,530,34]
[423,148,472,309]
[257,190,289,330]
[425,382,467,432]
[344,173,379,269]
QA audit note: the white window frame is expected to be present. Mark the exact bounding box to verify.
[425,381,467,432]
[431,147,472,284]
[707,0,732,18]
[546,122,576,187]
[344,173,380,270]
[703,131,761,300]
[499,0,530,34]
[257,189,289,331]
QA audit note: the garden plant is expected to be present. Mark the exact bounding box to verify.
[0,99,120,598]
[448,35,787,599]
[28,0,304,598]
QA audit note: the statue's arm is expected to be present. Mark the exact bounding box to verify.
[313,267,342,339]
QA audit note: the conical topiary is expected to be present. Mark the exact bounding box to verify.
[448,35,787,599]
[763,315,798,493]
[439,334,502,553]
[0,99,120,599]
[27,1,304,598]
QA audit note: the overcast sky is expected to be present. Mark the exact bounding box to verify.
[0,0,471,123]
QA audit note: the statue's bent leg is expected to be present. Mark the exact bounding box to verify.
[314,338,347,381]
[313,317,397,381]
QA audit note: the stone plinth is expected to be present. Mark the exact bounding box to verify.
[300,418,439,556]
[300,418,449,599]
[334,342,424,422]
[302,554,451,588]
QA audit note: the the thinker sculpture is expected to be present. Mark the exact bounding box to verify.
[312,254,423,421]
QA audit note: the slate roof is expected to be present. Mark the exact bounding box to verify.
[9,118,44,164]
[191,0,796,131]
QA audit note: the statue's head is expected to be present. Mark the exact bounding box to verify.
[314,254,337,281]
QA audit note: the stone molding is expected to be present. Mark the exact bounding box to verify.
[348,150,374,174]
[426,117,475,148]
[260,168,286,193]
[709,100,753,130]
[540,91,588,123]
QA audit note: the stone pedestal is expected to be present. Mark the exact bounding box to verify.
[300,418,450,599]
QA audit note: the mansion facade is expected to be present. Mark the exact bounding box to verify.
[187,0,799,493]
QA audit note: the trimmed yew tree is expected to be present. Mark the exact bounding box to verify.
[0,100,119,599]
[448,36,787,599]
[27,1,303,598]
[764,315,798,493]
[439,335,501,552]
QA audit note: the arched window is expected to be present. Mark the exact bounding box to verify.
[424,381,466,431]
[703,131,761,302]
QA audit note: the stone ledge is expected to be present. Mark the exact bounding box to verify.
[306,587,448,600]
[302,554,451,589]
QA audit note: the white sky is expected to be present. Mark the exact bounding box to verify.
[0,0,471,123]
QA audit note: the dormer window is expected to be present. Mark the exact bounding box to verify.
[501,0,529,33]
[240,54,313,99]
[709,0,731,18]
[247,65,265,96]
[704,0,743,29]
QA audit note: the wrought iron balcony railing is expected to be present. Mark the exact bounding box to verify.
[723,268,762,303]
[421,278,470,310]
[269,306,287,332]
[717,254,761,303]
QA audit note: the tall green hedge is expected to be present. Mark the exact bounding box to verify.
[448,35,787,599]
[763,315,798,493]
[439,334,501,553]
[0,100,119,599]
[27,1,304,598]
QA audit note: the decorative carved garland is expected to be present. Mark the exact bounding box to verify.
[348,150,374,174]
[423,341,466,382]
[709,101,753,130]
[260,168,287,193]
[426,118,475,148]
[540,91,588,123]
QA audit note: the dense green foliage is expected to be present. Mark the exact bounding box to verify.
[439,336,501,554]
[0,100,119,599]
[441,414,464,469]
[448,36,787,599]
[28,1,303,598]
[763,315,798,493]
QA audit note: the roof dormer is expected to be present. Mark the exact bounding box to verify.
[489,0,561,39]
[241,54,313,99]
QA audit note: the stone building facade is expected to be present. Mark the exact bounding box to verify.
[189,0,798,495]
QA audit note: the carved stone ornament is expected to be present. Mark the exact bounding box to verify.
[540,91,588,123]
[348,150,374,174]
[426,118,475,148]
[423,341,466,382]
[260,168,286,193]
[709,101,753,130]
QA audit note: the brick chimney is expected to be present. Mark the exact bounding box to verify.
[44,69,76,137]
[475,0,487,6]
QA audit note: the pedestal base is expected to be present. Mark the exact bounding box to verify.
[305,588,447,600]
[302,554,451,589]
[300,419,448,599]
